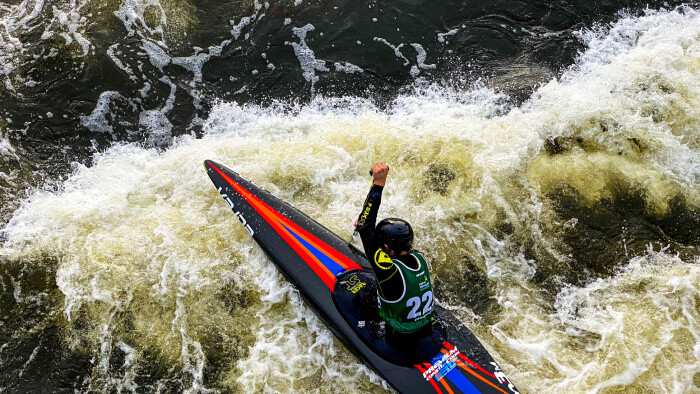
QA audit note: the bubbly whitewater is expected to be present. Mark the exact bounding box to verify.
[2,6,700,393]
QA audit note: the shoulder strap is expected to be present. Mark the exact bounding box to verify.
[411,252,427,269]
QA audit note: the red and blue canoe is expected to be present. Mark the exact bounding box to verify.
[204,160,519,394]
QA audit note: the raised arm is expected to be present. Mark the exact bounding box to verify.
[356,163,401,298]
[356,162,389,255]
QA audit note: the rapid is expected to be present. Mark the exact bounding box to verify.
[1,1,699,393]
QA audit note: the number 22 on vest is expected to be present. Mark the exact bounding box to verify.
[406,291,433,319]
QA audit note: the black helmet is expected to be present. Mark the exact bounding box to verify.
[376,218,413,252]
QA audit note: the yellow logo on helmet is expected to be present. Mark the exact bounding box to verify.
[374,249,394,270]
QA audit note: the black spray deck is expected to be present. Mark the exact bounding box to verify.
[205,160,519,394]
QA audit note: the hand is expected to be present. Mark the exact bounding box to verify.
[371,162,389,187]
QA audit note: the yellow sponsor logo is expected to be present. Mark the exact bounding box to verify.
[344,274,366,294]
[374,249,394,269]
[356,203,372,227]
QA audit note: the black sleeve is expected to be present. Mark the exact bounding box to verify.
[356,184,403,301]
[356,183,382,255]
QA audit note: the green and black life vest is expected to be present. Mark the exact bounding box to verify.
[377,252,434,334]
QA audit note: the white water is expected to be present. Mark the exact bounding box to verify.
[1,6,700,393]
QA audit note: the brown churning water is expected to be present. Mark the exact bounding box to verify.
[1,5,699,393]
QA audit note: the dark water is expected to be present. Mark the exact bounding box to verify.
[0,0,684,222]
[1,0,699,392]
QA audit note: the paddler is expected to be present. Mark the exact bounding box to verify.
[355,162,435,346]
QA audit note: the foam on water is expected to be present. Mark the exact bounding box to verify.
[286,24,329,89]
[80,91,126,134]
[1,6,700,392]
[548,248,700,392]
[0,0,47,90]
[113,0,167,39]
[0,135,14,158]
[0,0,203,150]
[0,0,101,91]
[373,37,410,66]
